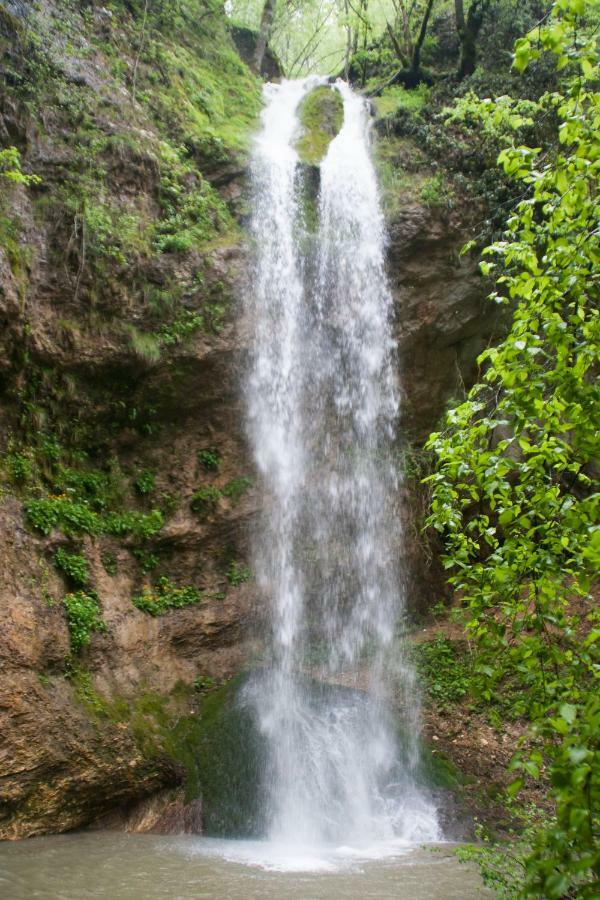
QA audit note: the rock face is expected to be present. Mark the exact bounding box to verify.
[294,85,344,165]
[0,0,263,840]
[230,25,283,81]
[0,2,500,840]
[388,201,501,612]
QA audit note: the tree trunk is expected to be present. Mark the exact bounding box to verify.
[253,0,277,75]
[455,0,492,80]
[410,0,434,78]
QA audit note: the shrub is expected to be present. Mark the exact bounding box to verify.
[54,547,89,586]
[413,635,472,710]
[63,590,105,653]
[198,447,220,471]
[0,146,40,186]
[6,452,35,484]
[134,469,156,495]
[25,498,102,536]
[222,476,252,503]
[191,484,221,519]
[226,561,252,586]
[132,576,202,615]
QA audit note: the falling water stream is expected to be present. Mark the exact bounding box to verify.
[245,77,439,855]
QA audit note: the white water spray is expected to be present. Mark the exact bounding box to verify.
[245,78,440,851]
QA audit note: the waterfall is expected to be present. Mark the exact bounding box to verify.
[245,78,440,849]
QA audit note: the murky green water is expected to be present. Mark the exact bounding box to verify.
[0,833,493,899]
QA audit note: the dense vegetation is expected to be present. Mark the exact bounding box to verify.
[424,1,599,896]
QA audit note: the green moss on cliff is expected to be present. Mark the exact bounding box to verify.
[295,86,344,165]
[1,0,260,284]
[169,676,266,836]
[69,672,265,836]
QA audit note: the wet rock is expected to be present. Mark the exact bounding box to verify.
[294,86,344,166]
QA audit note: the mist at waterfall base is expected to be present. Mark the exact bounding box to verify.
[235,77,440,869]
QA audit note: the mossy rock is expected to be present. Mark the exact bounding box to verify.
[295,86,344,166]
[170,674,267,838]
[295,163,321,235]
[419,744,465,790]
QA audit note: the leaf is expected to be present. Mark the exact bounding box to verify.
[559,703,577,725]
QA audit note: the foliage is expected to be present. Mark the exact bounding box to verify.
[132,547,160,572]
[5,451,35,484]
[78,195,145,268]
[133,469,156,495]
[456,813,540,898]
[25,496,164,539]
[63,590,105,654]
[194,674,217,692]
[103,508,165,539]
[191,484,222,519]
[156,303,226,347]
[54,547,90,587]
[152,142,234,253]
[198,447,221,471]
[413,635,472,709]
[222,476,253,503]
[0,146,40,186]
[375,82,430,118]
[132,576,202,615]
[158,310,205,345]
[226,561,253,586]
[125,326,162,363]
[133,4,261,154]
[425,3,600,895]
[101,550,118,576]
[25,497,102,536]
[420,172,456,208]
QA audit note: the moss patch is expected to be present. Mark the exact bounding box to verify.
[295,86,344,166]
[173,675,267,837]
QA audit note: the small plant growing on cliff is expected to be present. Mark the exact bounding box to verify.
[125,326,162,364]
[194,674,216,692]
[54,547,89,587]
[25,498,102,536]
[198,447,220,471]
[132,547,159,572]
[6,451,35,484]
[25,497,164,540]
[222,476,252,504]
[132,576,202,615]
[63,590,105,654]
[420,173,456,210]
[158,309,204,346]
[0,147,40,186]
[191,484,221,519]
[226,561,252,586]
[101,550,118,576]
[133,469,156,495]
[103,508,164,539]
